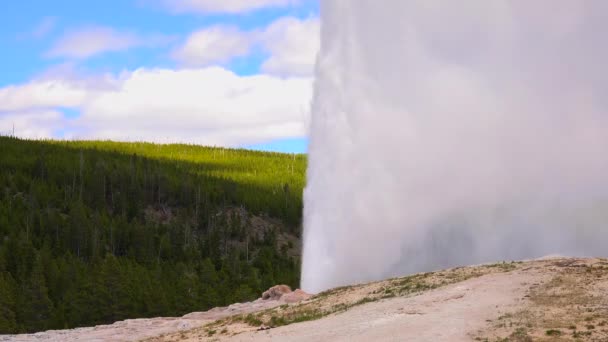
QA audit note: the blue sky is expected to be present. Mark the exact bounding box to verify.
[0,0,319,153]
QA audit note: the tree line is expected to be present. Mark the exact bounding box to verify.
[0,137,305,333]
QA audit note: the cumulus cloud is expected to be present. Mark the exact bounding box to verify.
[172,26,253,67]
[260,16,319,76]
[0,110,66,139]
[75,67,312,145]
[159,0,299,14]
[47,26,173,59]
[0,80,91,111]
[0,67,312,146]
[172,16,319,76]
[6,14,318,146]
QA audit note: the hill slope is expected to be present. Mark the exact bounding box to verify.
[156,257,608,342]
[0,137,305,333]
[5,257,607,341]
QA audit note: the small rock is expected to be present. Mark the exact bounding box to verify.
[262,285,292,300]
[282,289,312,303]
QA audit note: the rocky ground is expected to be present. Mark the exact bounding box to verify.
[4,257,608,342]
[0,289,307,342]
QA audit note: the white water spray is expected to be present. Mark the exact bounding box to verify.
[302,1,608,293]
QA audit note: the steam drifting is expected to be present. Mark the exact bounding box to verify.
[302,1,608,293]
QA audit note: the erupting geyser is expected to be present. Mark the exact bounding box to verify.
[302,1,608,293]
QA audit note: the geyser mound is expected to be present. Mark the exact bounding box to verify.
[302,1,608,293]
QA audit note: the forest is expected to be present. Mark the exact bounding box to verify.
[0,136,306,333]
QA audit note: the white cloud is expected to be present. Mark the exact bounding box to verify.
[47,26,172,59]
[0,80,90,111]
[6,15,319,146]
[172,26,253,67]
[172,16,319,76]
[47,26,138,59]
[260,16,319,76]
[0,110,66,139]
[0,67,312,147]
[160,0,299,14]
[75,67,312,145]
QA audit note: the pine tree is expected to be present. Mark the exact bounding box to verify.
[18,254,53,332]
[0,137,304,331]
[0,273,17,333]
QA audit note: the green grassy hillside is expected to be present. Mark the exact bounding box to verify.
[0,136,306,333]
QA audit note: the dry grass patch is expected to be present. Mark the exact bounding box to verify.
[474,258,608,342]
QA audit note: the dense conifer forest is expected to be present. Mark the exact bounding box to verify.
[0,136,306,333]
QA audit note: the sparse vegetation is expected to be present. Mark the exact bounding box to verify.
[185,261,526,339]
[243,314,263,327]
[474,259,608,342]
[545,329,561,336]
[483,261,519,272]
[509,327,533,341]
[573,330,593,338]
[149,258,608,342]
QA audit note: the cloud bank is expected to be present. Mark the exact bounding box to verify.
[76,67,312,145]
[302,0,608,293]
[4,14,318,146]
[1,66,312,146]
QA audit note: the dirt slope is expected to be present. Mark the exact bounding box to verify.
[227,269,541,342]
[0,298,287,342]
[4,257,607,342]
[152,258,608,342]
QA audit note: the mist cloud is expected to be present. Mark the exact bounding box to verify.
[302,0,608,293]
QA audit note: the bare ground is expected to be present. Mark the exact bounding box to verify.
[4,257,607,342]
[150,258,608,342]
[0,298,287,342]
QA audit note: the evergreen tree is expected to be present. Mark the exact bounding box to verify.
[17,254,53,332]
[0,137,304,333]
[0,273,17,333]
